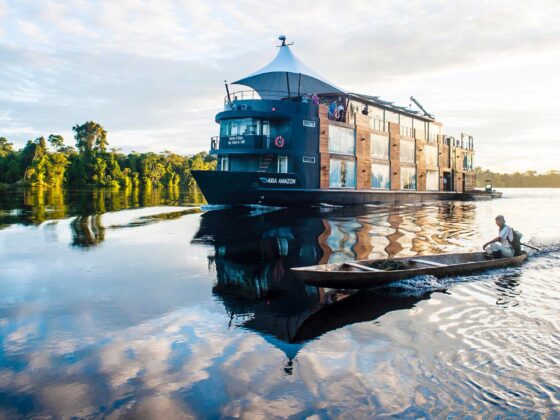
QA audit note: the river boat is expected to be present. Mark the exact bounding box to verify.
[193,36,488,206]
[291,251,527,289]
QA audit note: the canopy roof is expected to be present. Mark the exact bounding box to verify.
[233,39,345,99]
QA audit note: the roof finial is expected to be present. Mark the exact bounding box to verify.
[277,35,293,47]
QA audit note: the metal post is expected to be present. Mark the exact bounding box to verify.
[286,72,291,99]
[224,80,231,103]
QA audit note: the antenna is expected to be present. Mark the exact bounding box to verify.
[410,96,434,119]
[277,35,294,47]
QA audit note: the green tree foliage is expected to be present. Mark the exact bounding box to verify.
[73,121,108,154]
[48,134,65,150]
[475,167,560,188]
[0,121,216,188]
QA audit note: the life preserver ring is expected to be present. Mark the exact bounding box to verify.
[274,136,285,148]
[334,109,340,120]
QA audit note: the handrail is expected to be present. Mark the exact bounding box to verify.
[210,134,291,152]
[225,90,290,104]
[224,89,324,106]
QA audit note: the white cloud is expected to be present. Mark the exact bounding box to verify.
[0,0,559,171]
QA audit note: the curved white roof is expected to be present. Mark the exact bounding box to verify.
[233,42,345,99]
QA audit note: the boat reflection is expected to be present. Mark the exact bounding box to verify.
[191,204,472,348]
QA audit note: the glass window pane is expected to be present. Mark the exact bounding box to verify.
[414,119,426,140]
[371,163,390,189]
[278,155,288,173]
[426,170,439,190]
[400,166,416,190]
[220,119,261,136]
[328,125,355,155]
[369,106,384,120]
[329,159,356,188]
[400,139,415,163]
[425,144,438,166]
[385,111,399,124]
[428,123,442,142]
[371,134,389,160]
[221,155,229,171]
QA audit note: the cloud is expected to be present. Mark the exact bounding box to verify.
[0,0,559,170]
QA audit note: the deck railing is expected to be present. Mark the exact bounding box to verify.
[210,135,291,151]
[224,90,323,108]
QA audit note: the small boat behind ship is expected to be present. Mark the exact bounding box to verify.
[291,251,527,289]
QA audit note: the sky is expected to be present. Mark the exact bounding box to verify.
[0,0,559,172]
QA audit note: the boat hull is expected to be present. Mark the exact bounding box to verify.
[291,252,528,289]
[192,170,490,206]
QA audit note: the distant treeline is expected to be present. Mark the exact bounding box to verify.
[476,167,560,188]
[0,121,216,188]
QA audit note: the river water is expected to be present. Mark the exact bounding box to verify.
[0,187,558,418]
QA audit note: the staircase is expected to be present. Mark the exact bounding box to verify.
[258,154,274,172]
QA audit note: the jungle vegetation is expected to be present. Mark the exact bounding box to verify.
[0,121,216,188]
[475,167,560,188]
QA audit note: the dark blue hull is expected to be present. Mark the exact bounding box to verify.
[192,170,479,206]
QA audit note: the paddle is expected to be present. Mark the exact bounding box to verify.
[521,243,541,252]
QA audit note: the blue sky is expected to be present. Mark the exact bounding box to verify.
[0,0,559,172]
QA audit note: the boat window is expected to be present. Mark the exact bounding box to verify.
[426,170,439,191]
[401,166,416,190]
[371,163,390,189]
[328,125,355,155]
[400,139,415,164]
[262,121,270,138]
[369,106,384,121]
[425,144,438,166]
[413,119,426,140]
[329,158,356,188]
[369,106,386,132]
[278,155,288,173]
[370,118,387,132]
[220,118,261,136]
[385,110,399,124]
[428,123,442,142]
[220,155,229,171]
[463,154,472,170]
[371,134,389,160]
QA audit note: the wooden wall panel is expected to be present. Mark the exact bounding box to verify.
[388,122,401,190]
[416,139,426,191]
[454,172,464,193]
[454,148,464,173]
[319,105,329,154]
[464,172,475,191]
[319,105,330,188]
[355,113,371,190]
[439,143,450,170]
[320,153,330,189]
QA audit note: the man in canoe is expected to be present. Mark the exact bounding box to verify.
[483,215,514,258]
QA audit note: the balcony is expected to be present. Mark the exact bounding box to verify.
[210,135,289,154]
[224,90,322,109]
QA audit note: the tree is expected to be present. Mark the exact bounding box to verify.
[73,121,108,154]
[0,137,14,157]
[48,134,65,151]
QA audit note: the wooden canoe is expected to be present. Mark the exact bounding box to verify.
[291,251,528,289]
